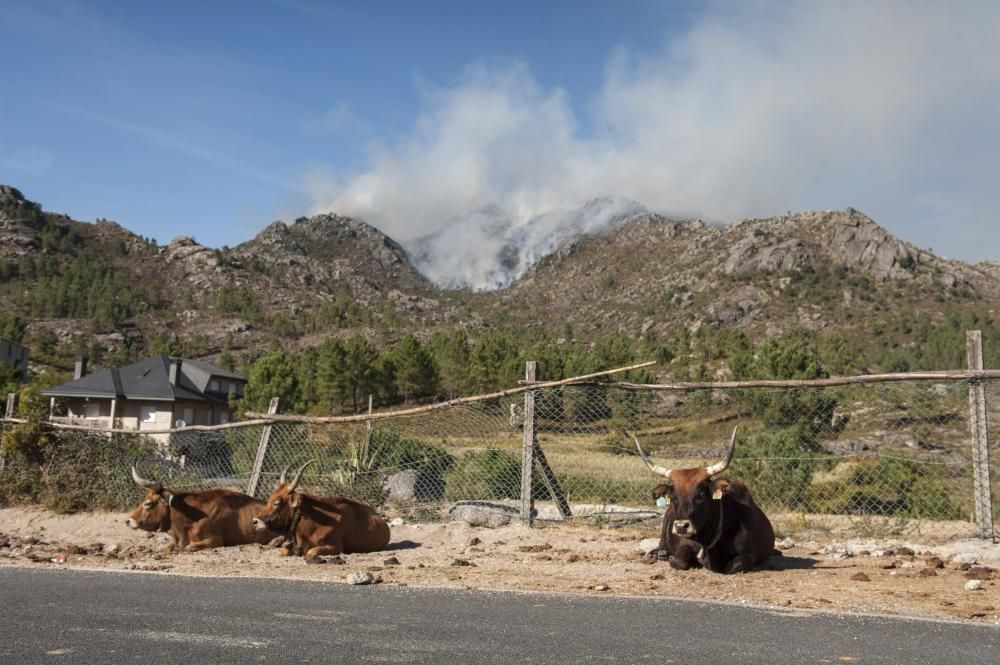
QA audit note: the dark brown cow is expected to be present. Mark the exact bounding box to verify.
[634,427,775,574]
[127,466,280,552]
[251,460,391,562]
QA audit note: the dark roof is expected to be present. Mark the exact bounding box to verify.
[42,356,245,403]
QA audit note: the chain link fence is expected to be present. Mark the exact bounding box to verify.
[1,377,996,539]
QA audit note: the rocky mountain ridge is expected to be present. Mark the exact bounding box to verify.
[2,183,997,366]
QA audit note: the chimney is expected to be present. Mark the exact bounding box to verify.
[168,358,182,386]
[74,357,88,380]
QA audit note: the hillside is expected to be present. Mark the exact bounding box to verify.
[494,208,999,340]
[3,183,999,377]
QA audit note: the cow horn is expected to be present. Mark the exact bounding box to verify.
[705,426,738,477]
[131,464,162,492]
[278,464,291,485]
[630,432,672,479]
[288,459,317,492]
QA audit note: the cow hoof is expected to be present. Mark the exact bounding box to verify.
[668,556,692,571]
[656,550,669,561]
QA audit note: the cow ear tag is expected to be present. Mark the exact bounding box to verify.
[656,496,669,508]
[711,488,724,500]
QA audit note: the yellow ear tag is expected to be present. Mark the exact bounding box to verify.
[712,488,724,500]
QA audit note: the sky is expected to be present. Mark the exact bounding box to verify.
[1,0,999,265]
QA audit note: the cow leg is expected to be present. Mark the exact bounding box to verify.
[183,536,223,552]
[724,553,755,574]
[646,514,674,561]
[668,542,699,571]
[159,537,179,554]
[304,545,343,562]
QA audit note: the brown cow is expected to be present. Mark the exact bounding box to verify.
[127,466,280,552]
[251,460,391,562]
[634,427,775,574]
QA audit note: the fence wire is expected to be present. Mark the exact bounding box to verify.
[0,379,995,539]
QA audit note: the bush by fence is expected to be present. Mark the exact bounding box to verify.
[1,373,997,540]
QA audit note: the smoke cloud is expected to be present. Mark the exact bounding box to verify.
[306,1,1000,288]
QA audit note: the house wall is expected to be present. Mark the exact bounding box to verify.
[63,399,235,428]
[65,398,112,420]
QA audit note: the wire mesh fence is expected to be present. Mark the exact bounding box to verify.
[0,377,995,539]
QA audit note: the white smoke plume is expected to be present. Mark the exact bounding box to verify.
[306,1,1000,289]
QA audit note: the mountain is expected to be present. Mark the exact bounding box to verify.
[493,207,999,339]
[2,183,999,373]
[409,196,649,290]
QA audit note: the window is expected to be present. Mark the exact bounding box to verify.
[84,402,100,418]
[182,408,194,426]
[140,406,157,423]
[218,411,230,424]
[210,380,220,392]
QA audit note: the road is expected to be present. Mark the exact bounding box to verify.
[1,567,997,664]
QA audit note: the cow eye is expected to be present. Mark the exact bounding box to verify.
[143,501,154,508]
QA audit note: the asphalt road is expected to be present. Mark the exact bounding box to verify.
[1,567,997,664]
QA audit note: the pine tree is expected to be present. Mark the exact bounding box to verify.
[390,334,437,403]
[429,330,470,399]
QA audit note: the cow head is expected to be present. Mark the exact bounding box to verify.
[634,427,738,538]
[126,465,173,532]
[251,460,315,532]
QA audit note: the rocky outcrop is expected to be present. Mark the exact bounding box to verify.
[234,213,431,303]
[162,236,227,289]
[0,186,43,258]
[723,209,917,282]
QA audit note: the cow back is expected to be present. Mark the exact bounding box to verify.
[298,494,390,553]
[170,489,277,546]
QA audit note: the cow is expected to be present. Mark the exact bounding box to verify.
[127,466,281,552]
[633,427,775,574]
[250,460,391,562]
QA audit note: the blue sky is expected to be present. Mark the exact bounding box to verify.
[2,1,999,263]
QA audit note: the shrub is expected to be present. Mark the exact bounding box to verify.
[444,449,522,501]
[807,457,966,520]
[1,429,157,513]
[729,429,819,510]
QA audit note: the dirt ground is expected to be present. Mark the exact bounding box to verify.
[1,506,999,625]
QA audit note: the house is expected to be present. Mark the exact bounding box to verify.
[42,355,246,437]
[0,337,28,382]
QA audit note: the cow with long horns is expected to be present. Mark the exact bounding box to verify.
[127,466,281,552]
[251,460,391,562]
[634,427,775,574]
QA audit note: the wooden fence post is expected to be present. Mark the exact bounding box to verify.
[0,393,15,474]
[520,362,537,525]
[519,363,573,523]
[246,397,280,498]
[966,331,995,542]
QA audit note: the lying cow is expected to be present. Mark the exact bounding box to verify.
[634,427,775,574]
[251,460,391,562]
[127,466,281,552]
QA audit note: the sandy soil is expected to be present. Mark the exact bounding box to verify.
[1,506,999,624]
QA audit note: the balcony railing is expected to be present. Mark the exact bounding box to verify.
[49,416,112,429]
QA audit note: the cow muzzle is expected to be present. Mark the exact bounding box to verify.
[672,520,696,536]
[126,518,138,529]
[251,517,268,531]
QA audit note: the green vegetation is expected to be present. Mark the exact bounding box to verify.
[0,381,156,512]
